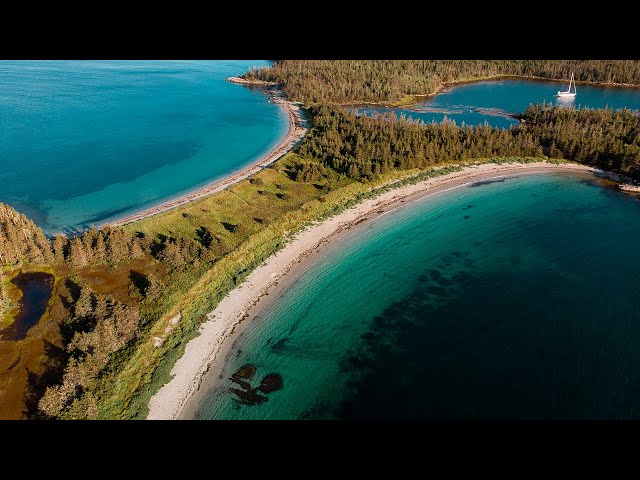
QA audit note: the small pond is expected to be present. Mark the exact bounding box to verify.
[0,272,54,341]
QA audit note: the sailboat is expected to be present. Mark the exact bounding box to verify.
[557,72,577,98]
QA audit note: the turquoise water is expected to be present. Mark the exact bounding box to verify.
[195,173,640,419]
[351,79,640,129]
[0,60,287,234]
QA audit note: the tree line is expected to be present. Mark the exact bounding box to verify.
[517,104,640,177]
[298,104,543,177]
[0,212,215,271]
[296,104,640,180]
[243,60,640,104]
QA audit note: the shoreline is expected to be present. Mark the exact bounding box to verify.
[226,76,278,87]
[146,161,605,420]
[89,73,637,230]
[340,74,640,109]
[106,89,307,228]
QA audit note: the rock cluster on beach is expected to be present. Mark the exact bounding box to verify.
[228,364,284,406]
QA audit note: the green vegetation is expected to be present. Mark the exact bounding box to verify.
[243,60,640,104]
[2,61,640,419]
[518,104,640,178]
[0,203,54,266]
[300,104,544,178]
[0,269,21,329]
[299,104,640,180]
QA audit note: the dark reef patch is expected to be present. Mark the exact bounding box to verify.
[227,365,284,407]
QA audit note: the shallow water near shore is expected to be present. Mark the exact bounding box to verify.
[352,78,640,128]
[0,60,287,234]
[194,173,640,419]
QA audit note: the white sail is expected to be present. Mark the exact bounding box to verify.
[557,72,577,98]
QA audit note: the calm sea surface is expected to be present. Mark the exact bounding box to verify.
[195,173,640,419]
[351,78,640,129]
[0,60,287,233]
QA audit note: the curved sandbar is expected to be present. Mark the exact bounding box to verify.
[147,160,605,420]
[226,76,278,87]
[107,89,307,228]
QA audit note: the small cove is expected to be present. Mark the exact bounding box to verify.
[0,60,287,234]
[350,78,640,128]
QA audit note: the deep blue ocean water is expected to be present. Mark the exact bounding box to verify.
[351,78,640,129]
[0,60,287,233]
[195,173,640,419]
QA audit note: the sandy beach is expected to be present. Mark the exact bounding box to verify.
[146,160,606,420]
[108,89,307,228]
[226,76,277,87]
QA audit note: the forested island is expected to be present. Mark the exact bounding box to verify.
[2,60,640,419]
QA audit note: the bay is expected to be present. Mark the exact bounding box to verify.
[351,78,640,129]
[195,173,640,419]
[0,60,286,233]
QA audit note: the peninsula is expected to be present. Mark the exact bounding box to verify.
[2,60,640,420]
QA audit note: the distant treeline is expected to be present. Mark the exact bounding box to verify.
[243,60,640,104]
[297,104,640,179]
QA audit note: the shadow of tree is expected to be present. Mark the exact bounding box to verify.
[129,271,150,296]
[149,233,168,259]
[64,279,81,303]
[221,222,238,233]
[23,340,68,419]
[195,226,214,248]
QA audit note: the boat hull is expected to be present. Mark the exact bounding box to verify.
[619,184,640,193]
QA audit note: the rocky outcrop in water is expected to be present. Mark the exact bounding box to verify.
[228,364,283,406]
[258,373,283,394]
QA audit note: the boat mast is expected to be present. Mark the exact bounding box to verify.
[570,72,575,93]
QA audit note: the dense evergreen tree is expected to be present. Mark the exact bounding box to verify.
[0,203,53,266]
[518,104,640,178]
[68,237,89,268]
[298,105,543,177]
[52,234,67,264]
[244,60,640,104]
[38,292,139,419]
[74,286,95,318]
[297,104,640,180]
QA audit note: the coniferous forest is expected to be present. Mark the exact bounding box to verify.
[2,60,640,419]
[243,60,640,104]
[298,104,640,179]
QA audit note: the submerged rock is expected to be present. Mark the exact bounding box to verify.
[232,363,257,380]
[229,377,252,391]
[258,373,284,393]
[227,365,283,405]
[229,387,269,406]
